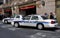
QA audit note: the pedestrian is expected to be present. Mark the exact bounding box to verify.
[50,12,54,19]
[44,13,48,18]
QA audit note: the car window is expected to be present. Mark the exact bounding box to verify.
[31,16,39,20]
[41,16,48,19]
[10,16,14,18]
[16,16,20,18]
[23,16,31,20]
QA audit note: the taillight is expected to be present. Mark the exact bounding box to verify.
[51,21,54,24]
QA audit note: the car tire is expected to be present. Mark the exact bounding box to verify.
[37,24,44,30]
[4,20,8,23]
[14,23,19,28]
[11,22,14,26]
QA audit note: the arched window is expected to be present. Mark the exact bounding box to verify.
[41,0,45,6]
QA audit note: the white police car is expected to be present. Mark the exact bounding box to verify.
[2,15,23,24]
[11,15,58,30]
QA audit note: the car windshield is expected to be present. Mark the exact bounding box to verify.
[41,16,48,20]
[10,16,14,18]
[23,16,31,20]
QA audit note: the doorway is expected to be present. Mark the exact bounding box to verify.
[19,5,36,16]
[4,7,12,17]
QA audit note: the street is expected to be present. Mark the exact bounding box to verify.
[0,21,60,38]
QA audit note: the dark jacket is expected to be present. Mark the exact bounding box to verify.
[50,14,54,19]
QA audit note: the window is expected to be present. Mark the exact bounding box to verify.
[23,16,31,20]
[0,2,3,5]
[56,5,60,8]
[41,16,48,20]
[41,1,45,6]
[16,16,20,18]
[10,16,14,18]
[31,16,38,20]
[56,0,60,8]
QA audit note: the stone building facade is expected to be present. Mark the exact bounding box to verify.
[0,0,55,16]
[37,0,55,14]
[0,0,56,17]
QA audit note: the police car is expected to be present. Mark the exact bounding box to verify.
[2,15,23,24]
[11,15,58,30]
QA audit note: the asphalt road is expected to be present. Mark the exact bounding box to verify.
[0,21,60,38]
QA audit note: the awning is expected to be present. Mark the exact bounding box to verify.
[4,9,11,12]
[20,5,35,10]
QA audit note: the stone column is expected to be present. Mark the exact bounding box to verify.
[3,0,6,4]
[11,6,19,17]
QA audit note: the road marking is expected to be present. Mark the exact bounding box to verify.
[30,35,36,38]
[56,30,60,32]
[0,24,22,31]
[36,33,42,35]
[1,25,12,28]
[0,23,3,24]
[28,32,46,38]
[8,28,16,31]
[41,35,46,37]
[8,28,21,31]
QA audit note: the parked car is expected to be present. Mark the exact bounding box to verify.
[0,14,6,20]
[2,15,23,24]
[11,15,58,30]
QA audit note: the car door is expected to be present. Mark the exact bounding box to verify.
[29,16,39,27]
[8,18,14,22]
[20,16,31,26]
[8,16,14,22]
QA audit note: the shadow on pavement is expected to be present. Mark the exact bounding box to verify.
[18,26,60,31]
[18,26,37,29]
[43,28,59,31]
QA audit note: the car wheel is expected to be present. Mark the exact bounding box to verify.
[14,23,19,28]
[4,20,8,23]
[37,24,44,30]
[11,22,14,27]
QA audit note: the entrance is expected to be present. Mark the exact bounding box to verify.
[19,5,36,16]
[4,7,12,17]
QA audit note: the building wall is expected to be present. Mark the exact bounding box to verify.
[0,5,4,15]
[56,0,60,23]
[36,0,55,15]
[11,0,37,16]
[2,0,56,17]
